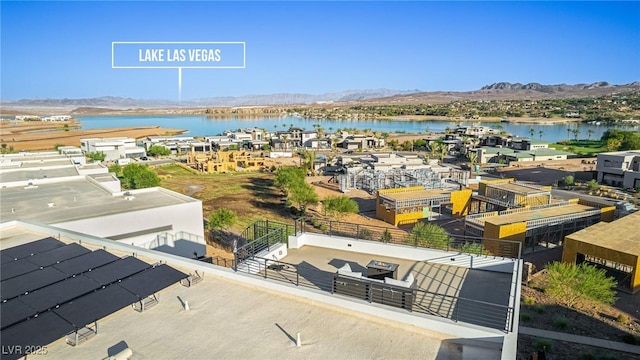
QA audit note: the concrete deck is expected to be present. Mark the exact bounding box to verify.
[42,272,451,360]
[279,246,512,329]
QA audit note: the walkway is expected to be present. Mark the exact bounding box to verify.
[519,326,640,355]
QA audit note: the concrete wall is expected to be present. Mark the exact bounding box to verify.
[289,233,516,273]
[53,200,204,247]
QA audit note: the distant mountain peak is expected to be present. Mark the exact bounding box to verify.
[479,81,617,93]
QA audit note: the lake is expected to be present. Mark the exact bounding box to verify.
[76,115,638,144]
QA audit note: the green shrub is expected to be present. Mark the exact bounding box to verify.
[519,313,531,322]
[554,316,569,330]
[380,229,392,243]
[534,338,554,353]
[616,314,630,325]
[543,262,617,308]
[563,175,575,186]
[533,304,545,314]
[586,179,600,191]
[523,296,536,305]
[323,195,359,217]
[358,228,373,240]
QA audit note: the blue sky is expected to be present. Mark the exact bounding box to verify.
[1,1,639,101]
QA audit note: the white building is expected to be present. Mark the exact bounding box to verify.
[0,153,205,258]
[42,115,72,121]
[597,150,640,189]
[81,137,146,161]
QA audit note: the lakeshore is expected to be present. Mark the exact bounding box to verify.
[0,120,185,151]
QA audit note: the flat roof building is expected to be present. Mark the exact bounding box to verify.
[596,150,640,189]
[562,212,640,293]
[465,199,615,256]
[0,153,205,259]
[0,219,521,360]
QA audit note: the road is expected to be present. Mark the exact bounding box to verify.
[551,189,619,206]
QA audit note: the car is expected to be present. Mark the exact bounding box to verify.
[139,156,149,161]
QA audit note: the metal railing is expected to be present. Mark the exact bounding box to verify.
[234,227,284,268]
[235,254,514,332]
[294,217,522,259]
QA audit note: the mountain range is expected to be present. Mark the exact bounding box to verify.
[2,82,639,109]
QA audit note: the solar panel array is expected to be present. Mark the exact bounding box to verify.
[0,237,187,360]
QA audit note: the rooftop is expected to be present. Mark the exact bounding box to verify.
[566,212,640,256]
[0,223,454,360]
[479,203,599,226]
[486,182,549,195]
[380,188,451,202]
[0,166,79,183]
[0,178,197,224]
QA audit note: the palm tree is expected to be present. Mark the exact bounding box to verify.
[437,142,448,163]
[468,151,478,181]
[587,129,594,140]
[538,130,544,140]
[529,128,535,138]
[572,128,580,141]
[566,128,572,142]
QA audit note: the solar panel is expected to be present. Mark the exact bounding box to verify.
[1,252,14,264]
[0,258,39,281]
[52,249,119,275]
[0,311,75,360]
[83,256,151,286]
[19,275,100,314]
[0,237,65,260]
[0,300,36,330]
[54,285,140,328]
[0,267,67,301]
[119,264,188,298]
[26,243,91,268]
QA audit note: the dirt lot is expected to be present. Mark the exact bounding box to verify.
[517,270,640,360]
[0,120,184,151]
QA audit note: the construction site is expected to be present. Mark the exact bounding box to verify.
[464,199,616,257]
[562,211,640,293]
[186,150,275,174]
[376,186,472,226]
[470,178,552,214]
[339,166,467,194]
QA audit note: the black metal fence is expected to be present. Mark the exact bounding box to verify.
[228,219,519,332]
[234,254,514,332]
[294,217,522,259]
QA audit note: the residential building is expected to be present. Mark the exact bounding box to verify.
[596,150,640,189]
[81,137,146,161]
[0,153,205,258]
